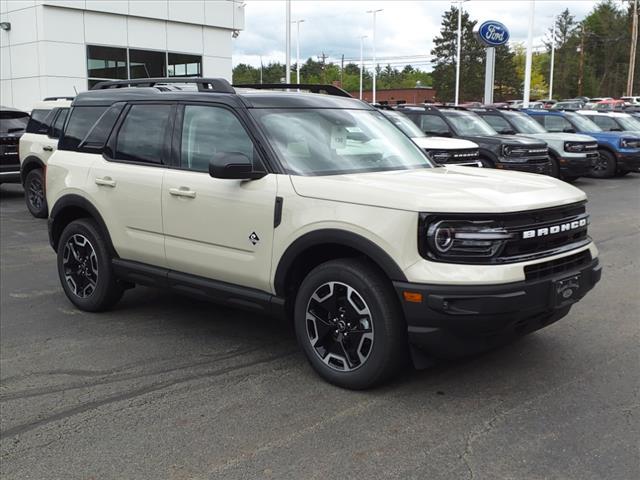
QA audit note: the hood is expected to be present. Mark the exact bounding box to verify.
[411,136,479,150]
[457,134,546,147]
[580,130,639,142]
[290,166,586,214]
[516,132,597,142]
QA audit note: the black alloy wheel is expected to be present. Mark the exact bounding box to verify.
[590,150,616,178]
[25,169,48,218]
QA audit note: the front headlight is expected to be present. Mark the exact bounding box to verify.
[564,141,585,152]
[421,219,514,261]
[620,138,640,149]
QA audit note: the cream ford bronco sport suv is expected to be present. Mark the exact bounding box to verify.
[19,97,73,217]
[46,79,602,389]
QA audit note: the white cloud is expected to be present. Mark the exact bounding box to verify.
[232,0,599,70]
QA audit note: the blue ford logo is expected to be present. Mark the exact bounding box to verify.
[476,20,510,47]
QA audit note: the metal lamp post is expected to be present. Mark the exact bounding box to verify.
[366,9,383,104]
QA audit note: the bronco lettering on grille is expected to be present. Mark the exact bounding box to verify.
[522,218,587,239]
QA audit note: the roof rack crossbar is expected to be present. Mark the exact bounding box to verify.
[234,83,352,98]
[90,77,235,94]
[43,96,75,101]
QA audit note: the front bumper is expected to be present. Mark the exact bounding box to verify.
[616,152,640,172]
[394,255,601,358]
[495,159,551,175]
[558,153,594,177]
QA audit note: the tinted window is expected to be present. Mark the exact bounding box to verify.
[50,108,69,139]
[130,49,166,78]
[81,104,125,153]
[115,104,172,164]
[418,114,450,135]
[26,109,54,134]
[181,105,254,172]
[481,114,511,132]
[59,106,109,150]
[87,45,127,80]
[168,53,202,77]
[0,111,29,133]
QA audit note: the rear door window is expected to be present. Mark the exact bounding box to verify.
[115,104,172,164]
[482,114,511,132]
[541,115,573,132]
[50,108,69,139]
[589,115,618,131]
[419,114,451,135]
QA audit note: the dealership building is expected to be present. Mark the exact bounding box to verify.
[1,0,244,110]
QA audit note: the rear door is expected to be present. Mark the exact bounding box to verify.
[162,103,277,292]
[88,103,173,267]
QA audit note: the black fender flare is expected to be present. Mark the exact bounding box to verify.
[273,229,408,296]
[20,156,45,184]
[48,194,117,256]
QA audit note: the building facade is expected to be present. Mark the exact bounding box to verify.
[1,0,244,110]
[351,87,437,105]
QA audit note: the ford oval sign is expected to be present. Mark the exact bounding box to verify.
[475,20,510,47]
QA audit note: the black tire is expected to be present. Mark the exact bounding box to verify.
[590,150,616,178]
[24,169,48,218]
[479,157,495,169]
[615,170,631,177]
[57,218,123,312]
[563,176,579,183]
[294,258,407,389]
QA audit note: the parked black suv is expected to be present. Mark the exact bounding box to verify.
[0,107,29,184]
[397,105,551,175]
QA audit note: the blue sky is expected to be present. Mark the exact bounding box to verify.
[232,0,601,70]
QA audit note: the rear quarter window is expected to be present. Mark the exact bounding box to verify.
[26,109,54,134]
[58,106,109,151]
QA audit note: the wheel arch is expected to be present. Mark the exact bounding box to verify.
[49,194,117,256]
[20,156,45,184]
[273,229,407,301]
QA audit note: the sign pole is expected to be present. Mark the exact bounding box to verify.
[484,47,495,105]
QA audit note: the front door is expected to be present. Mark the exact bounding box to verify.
[162,104,277,292]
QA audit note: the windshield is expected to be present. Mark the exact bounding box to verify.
[616,115,640,131]
[502,111,547,134]
[252,109,434,175]
[0,112,29,133]
[381,110,426,138]
[567,112,602,132]
[441,111,497,136]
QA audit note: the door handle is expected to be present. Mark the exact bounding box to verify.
[95,177,116,187]
[169,187,196,198]
[43,146,54,152]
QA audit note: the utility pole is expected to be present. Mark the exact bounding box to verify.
[549,17,556,100]
[341,54,344,86]
[578,24,585,96]
[359,35,367,100]
[523,0,535,108]
[627,0,638,96]
[454,1,468,105]
[367,9,383,104]
[285,0,291,83]
[292,19,304,84]
[318,52,328,84]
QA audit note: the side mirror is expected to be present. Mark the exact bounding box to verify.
[209,152,266,180]
[563,127,576,133]
[425,130,451,137]
[500,128,516,135]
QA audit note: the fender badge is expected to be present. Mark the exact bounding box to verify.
[249,232,260,246]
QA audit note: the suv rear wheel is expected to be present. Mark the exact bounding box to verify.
[294,258,406,389]
[590,150,616,178]
[24,169,48,218]
[57,219,123,312]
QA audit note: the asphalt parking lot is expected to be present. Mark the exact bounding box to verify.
[1,176,638,480]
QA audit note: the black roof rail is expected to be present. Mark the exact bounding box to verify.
[234,83,352,98]
[90,77,235,93]
[43,96,75,101]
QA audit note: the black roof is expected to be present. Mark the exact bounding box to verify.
[73,78,371,110]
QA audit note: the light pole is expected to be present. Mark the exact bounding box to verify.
[523,0,535,108]
[549,16,557,100]
[285,0,291,83]
[292,19,305,84]
[454,0,468,106]
[360,35,368,100]
[367,9,383,104]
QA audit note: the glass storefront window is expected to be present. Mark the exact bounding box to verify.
[168,53,202,77]
[130,49,166,79]
[87,46,127,80]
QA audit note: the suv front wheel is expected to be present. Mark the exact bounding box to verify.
[57,219,123,312]
[294,258,407,389]
[24,169,48,218]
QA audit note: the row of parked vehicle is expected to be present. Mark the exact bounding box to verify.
[0,79,620,388]
[497,96,640,112]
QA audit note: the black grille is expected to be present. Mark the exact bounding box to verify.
[524,250,592,281]
[0,136,19,163]
[429,148,480,165]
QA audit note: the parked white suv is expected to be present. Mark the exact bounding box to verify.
[46,79,602,389]
[19,97,73,217]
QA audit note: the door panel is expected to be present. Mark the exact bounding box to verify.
[163,104,277,292]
